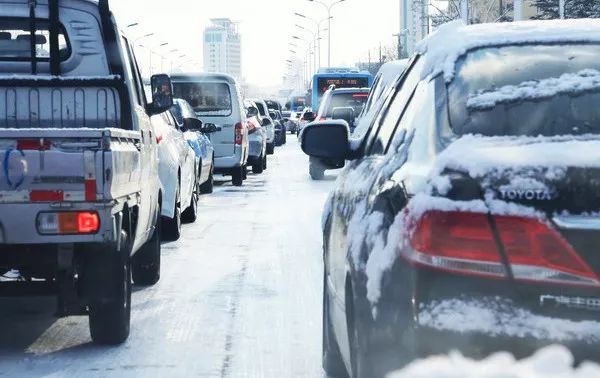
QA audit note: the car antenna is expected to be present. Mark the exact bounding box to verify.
[28,0,37,75]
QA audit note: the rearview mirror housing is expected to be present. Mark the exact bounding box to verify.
[301,121,350,161]
[148,74,174,115]
[202,123,221,133]
[303,111,316,122]
[246,107,259,118]
[183,117,203,131]
[261,118,272,127]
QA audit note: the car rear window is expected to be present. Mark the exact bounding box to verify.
[172,82,232,117]
[448,44,600,137]
[325,92,369,117]
[0,18,70,61]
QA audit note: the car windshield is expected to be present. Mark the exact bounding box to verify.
[325,92,369,117]
[172,82,232,117]
[448,44,600,137]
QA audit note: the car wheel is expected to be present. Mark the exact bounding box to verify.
[200,164,214,194]
[162,183,182,241]
[88,230,131,345]
[253,155,264,174]
[242,165,248,180]
[182,183,198,223]
[263,155,268,170]
[266,143,275,155]
[232,166,244,187]
[323,271,349,377]
[132,205,161,286]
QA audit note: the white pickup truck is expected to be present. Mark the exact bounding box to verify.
[0,0,173,344]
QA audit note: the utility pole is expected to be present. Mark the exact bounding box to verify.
[513,0,523,20]
[559,0,565,18]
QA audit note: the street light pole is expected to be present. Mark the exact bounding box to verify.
[308,0,346,67]
[295,13,331,69]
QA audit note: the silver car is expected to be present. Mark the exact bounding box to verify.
[243,100,268,174]
[251,99,276,155]
[172,73,249,187]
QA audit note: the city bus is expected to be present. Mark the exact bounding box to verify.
[311,67,373,110]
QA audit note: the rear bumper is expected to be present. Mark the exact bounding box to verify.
[371,260,600,363]
[0,202,117,245]
[214,146,246,170]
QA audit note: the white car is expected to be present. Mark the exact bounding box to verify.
[151,111,197,241]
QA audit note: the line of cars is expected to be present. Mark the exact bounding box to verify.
[0,0,278,346]
[301,19,600,378]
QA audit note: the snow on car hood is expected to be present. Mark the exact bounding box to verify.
[416,19,600,82]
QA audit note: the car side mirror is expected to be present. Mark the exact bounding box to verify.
[282,118,289,122]
[247,107,259,118]
[148,74,174,115]
[202,123,221,133]
[303,111,316,122]
[261,118,272,127]
[301,121,350,161]
[332,107,355,124]
[183,117,203,131]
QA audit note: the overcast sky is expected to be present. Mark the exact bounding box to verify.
[111,0,401,87]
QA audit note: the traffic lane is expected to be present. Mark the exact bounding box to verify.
[0,138,336,377]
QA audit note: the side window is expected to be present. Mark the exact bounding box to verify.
[367,56,425,155]
[119,36,140,106]
[126,42,148,105]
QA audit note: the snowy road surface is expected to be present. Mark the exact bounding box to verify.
[0,138,335,377]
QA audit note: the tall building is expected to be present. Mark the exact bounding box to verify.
[203,18,242,81]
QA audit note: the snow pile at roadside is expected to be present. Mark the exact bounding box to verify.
[415,19,600,82]
[419,297,600,342]
[467,69,600,111]
[390,345,600,378]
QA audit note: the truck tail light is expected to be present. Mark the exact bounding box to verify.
[37,212,100,235]
[235,122,244,145]
[407,210,600,287]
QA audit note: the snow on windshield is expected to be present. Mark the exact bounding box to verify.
[415,19,600,82]
[467,69,600,111]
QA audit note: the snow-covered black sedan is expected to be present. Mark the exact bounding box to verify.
[302,19,600,378]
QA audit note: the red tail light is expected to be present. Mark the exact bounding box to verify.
[17,139,52,150]
[495,216,599,286]
[235,122,244,145]
[409,211,507,279]
[408,210,600,287]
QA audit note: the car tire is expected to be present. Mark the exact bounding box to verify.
[242,165,248,180]
[263,155,268,170]
[162,183,182,241]
[253,156,264,174]
[323,271,349,377]
[200,164,214,194]
[232,166,244,187]
[182,184,198,223]
[266,143,275,155]
[132,207,161,286]
[88,230,131,345]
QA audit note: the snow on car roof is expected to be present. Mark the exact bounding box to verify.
[416,19,600,82]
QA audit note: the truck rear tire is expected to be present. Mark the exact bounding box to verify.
[88,230,131,345]
[132,210,161,286]
[232,167,243,187]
